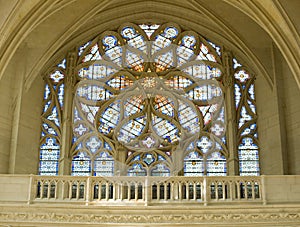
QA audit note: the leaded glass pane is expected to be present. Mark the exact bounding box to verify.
[39,137,60,175]
[71,152,91,176]
[234,67,260,176]
[151,164,170,176]
[39,22,261,178]
[238,137,260,176]
[94,152,114,176]
[128,164,147,176]
[184,152,204,176]
[206,152,226,176]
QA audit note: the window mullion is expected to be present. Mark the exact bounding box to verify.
[223,51,239,176]
[59,51,77,176]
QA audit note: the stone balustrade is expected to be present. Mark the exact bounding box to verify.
[1,174,300,206]
[29,175,262,205]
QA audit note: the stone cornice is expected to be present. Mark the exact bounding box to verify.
[0,205,300,226]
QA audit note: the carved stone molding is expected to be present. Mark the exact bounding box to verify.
[0,205,300,226]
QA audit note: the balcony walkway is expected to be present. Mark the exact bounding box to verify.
[0,175,300,226]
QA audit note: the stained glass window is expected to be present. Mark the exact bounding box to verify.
[39,137,60,175]
[39,23,260,177]
[184,152,204,176]
[234,59,260,176]
[39,59,65,175]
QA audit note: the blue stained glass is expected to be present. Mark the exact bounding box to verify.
[107,75,133,90]
[102,35,117,48]
[152,35,172,53]
[98,101,120,134]
[44,84,50,99]
[143,154,154,165]
[105,46,123,67]
[57,24,261,178]
[238,137,260,176]
[152,115,179,143]
[241,124,256,136]
[154,95,174,117]
[78,64,117,80]
[118,116,146,143]
[49,71,64,83]
[158,155,165,161]
[121,27,136,39]
[184,152,204,176]
[233,58,242,69]
[197,136,213,153]
[94,152,114,176]
[154,51,174,72]
[247,100,256,113]
[211,121,225,137]
[128,164,146,176]
[206,152,226,176]
[39,161,58,176]
[187,84,222,101]
[239,106,253,128]
[177,46,194,66]
[82,44,101,62]
[151,164,170,176]
[57,58,66,69]
[207,41,221,56]
[78,41,91,56]
[235,70,250,83]
[43,123,57,135]
[163,27,178,38]
[77,84,113,101]
[182,35,196,48]
[235,84,241,108]
[71,152,91,176]
[47,107,59,126]
[58,84,64,107]
[139,24,160,38]
[182,65,221,80]
[178,101,199,133]
[39,137,60,175]
[43,101,50,113]
[122,27,147,53]
[74,123,88,136]
[249,84,255,100]
[125,50,144,71]
[86,136,101,153]
[104,142,112,150]
[124,95,144,117]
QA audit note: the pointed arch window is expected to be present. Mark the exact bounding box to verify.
[39,23,260,176]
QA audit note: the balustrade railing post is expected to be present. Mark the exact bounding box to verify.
[261,175,267,205]
[173,182,179,200]
[186,182,189,200]
[113,183,116,200]
[57,178,68,200]
[229,180,234,201]
[85,177,92,205]
[222,182,226,200]
[27,174,35,204]
[236,181,241,200]
[134,183,138,201]
[203,176,208,206]
[178,182,182,200]
[144,176,150,206]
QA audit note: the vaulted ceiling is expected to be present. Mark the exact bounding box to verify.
[0,0,299,90]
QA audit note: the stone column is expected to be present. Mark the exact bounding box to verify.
[223,51,239,176]
[58,51,77,176]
